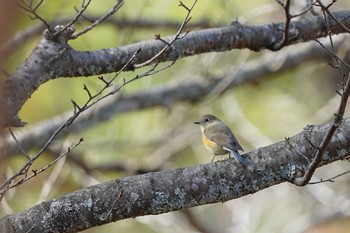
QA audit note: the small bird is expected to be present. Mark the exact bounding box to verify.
[194,114,246,164]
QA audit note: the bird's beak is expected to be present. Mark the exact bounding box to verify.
[194,121,200,125]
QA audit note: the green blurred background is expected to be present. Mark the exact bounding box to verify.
[1,0,350,233]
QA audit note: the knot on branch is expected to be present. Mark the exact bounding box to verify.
[44,25,75,43]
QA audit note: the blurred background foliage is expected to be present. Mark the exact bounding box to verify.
[1,0,350,233]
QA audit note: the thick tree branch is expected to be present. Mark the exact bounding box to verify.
[1,10,350,128]
[1,35,345,161]
[1,116,350,233]
[0,17,211,62]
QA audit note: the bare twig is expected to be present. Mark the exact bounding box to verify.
[312,38,350,67]
[308,168,350,184]
[51,0,93,38]
[7,128,30,160]
[0,138,84,200]
[272,0,292,50]
[133,0,197,68]
[272,0,313,50]
[18,0,51,30]
[70,48,142,115]
[315,0,350,34]
[19,0,123,41]
[70,0,124,39]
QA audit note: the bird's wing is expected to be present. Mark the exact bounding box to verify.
[227,132,244,151]
[204,125,244,152]
[205,130,231,146]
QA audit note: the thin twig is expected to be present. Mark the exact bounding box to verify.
[309,169,350,184]
[71,0,124,39]
[18,0,51,30]
[8,128,30,160]
[312,38,350,67]
[316,0,350,34]
[51,0,93,38]
[133,0,197,68]
[273,0,292,50]
[0,138,84,200]
[272,0,314,50]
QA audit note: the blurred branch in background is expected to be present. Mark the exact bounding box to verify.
[0,35,345,160]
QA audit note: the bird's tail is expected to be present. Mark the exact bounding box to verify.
[228,149,247,165]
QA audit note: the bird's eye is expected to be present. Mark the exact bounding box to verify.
[205,118,209,122]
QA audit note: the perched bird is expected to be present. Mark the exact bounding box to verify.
[194,114,246,164]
